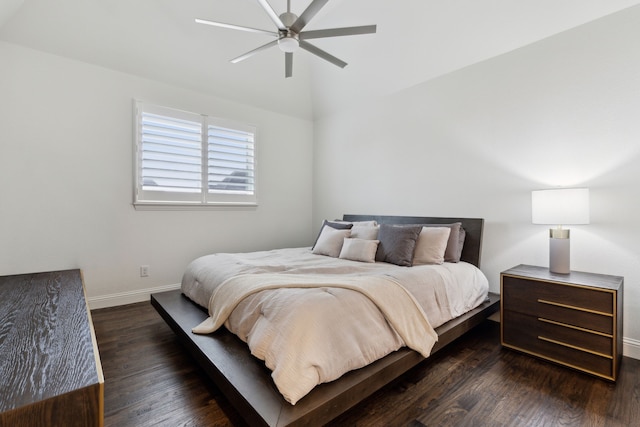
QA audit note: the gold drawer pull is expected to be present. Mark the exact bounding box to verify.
[538,335,613,359]
[538,318,613,338]
[537,299,613,317]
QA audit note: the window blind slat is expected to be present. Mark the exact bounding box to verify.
[143,153,201,166]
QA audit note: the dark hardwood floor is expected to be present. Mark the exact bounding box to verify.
[92,301,640,427]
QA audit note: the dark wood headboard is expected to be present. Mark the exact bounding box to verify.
[342,215,484,268]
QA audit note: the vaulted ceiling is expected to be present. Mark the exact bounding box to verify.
[2,0,639,119]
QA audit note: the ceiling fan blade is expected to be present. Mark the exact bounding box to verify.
[299,25,377,40]
[290,0,329,33]
[299,40,347,68]
[230,39,279,63]
[195,18,277,36]
[285,52,293,78]
[256,0,287,31]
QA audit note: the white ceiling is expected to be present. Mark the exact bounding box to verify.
[2,0,640,120]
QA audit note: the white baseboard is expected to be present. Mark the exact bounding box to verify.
[623,337,640,360]
[88,283,181,310]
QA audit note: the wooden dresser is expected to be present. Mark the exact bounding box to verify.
[501,264,623,381]
[0,270,104,426]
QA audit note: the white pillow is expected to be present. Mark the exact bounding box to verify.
[312,227,351,257]
[350,224,379,240]
[339,238,380,263]
[413,227,451,265]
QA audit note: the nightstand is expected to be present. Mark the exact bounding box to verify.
[501,264,623,381]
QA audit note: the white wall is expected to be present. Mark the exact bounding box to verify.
[313,7,640,357]
[0,41,314,308]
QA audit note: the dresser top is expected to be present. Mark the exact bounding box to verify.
[0,269,102,412]
[502,264,623,291]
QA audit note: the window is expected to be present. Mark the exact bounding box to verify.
[133,101,256,208]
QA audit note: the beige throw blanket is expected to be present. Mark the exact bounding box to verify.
[192,272,438,404]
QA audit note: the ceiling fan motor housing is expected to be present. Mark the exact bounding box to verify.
[278,12,300,52]
[279,12,298,28]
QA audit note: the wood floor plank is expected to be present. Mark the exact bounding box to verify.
[92,302,640,426]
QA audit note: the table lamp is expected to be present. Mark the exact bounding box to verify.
[531,188,590,274]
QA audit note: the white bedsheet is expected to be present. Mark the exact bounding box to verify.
[181,247,488,404]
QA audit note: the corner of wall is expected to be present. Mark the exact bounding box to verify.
[623,337,640,360]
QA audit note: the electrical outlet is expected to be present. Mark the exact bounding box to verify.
[140,265,150,277]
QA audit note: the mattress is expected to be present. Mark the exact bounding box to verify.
[181,247,489,404]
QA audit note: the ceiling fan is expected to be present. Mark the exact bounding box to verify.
[195,0,376,78]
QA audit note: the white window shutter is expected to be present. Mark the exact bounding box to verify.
[141,112,202,192]
[207,121,255,195]
[134,101,257,208]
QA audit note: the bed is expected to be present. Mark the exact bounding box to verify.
[151,215,500,426]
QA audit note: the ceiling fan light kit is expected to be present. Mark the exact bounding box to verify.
[278,35,299,53]
[196,0,376,78]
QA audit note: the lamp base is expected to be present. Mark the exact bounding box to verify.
[549,231,570,274]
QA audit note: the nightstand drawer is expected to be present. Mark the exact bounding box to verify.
[503,310,613,358]
[502,276,614,315]
[536,301,613,335]
[503,319,614,378]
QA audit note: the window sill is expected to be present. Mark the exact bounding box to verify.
[133,202,258,211]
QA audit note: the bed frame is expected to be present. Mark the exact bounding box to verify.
[151,215,499,426]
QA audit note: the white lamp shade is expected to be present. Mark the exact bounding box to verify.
[532,188,590,225]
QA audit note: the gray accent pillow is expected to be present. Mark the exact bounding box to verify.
[375,224,423,266]
[456,227,466,262]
